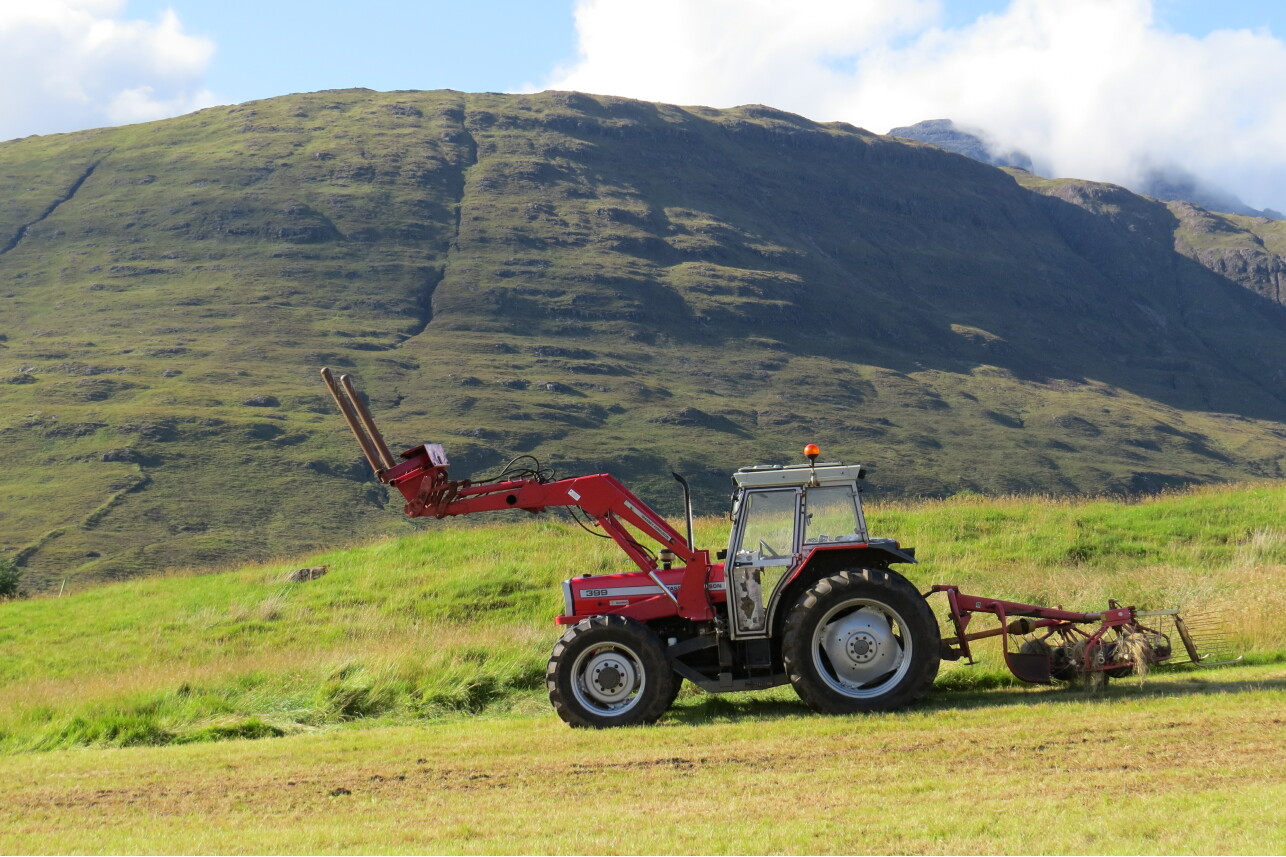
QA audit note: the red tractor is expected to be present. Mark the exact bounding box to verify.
[323,369,1234,728]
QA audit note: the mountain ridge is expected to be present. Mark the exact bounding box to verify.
[889,118,1284,220]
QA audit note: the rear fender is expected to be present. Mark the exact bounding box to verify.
[769,543,918,636]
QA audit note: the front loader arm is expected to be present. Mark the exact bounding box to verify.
[322,369,710,613]
[384,444,696,571]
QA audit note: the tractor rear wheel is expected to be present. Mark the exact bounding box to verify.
[782,569,940,714]
[547,615,678,728]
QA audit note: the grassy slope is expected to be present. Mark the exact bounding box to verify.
[1,481,1283,756]
[5,91,1286,591]
[1007,168,1286,307]
[0,90,458,587]
[1,483,1285,853]
[1171,204,1286,305]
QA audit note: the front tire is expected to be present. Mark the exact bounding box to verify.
[547,615,678,728]
[783,569,940,714]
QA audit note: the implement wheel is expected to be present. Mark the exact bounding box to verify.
[783,569,940,714]
[547,615,677,728]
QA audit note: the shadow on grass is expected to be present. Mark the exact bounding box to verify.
[921,666,1286,714]
[660,662,1284,727]
[665,693,812,726]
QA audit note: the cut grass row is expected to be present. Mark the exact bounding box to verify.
[1,664,1282,854]
[1,482,1284,754]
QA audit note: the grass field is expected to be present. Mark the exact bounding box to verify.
[1,483,1285,853]
[0,665,1282,854]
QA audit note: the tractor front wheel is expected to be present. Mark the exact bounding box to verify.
[783,569,940,714]
[547,615,677,728]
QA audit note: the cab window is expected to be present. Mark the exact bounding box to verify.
[803,485,862,544]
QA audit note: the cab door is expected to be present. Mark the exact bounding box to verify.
[726,488,801,638]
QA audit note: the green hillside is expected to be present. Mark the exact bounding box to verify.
[1007,170,1286,306]
[4,89,1286,588]
[1,482,1282,754]
[1171,202,1286,304]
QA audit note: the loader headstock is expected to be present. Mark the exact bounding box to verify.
[320,367,463,512]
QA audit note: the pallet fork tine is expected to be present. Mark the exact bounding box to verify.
[320,367,395,474]
[338,372,396,470]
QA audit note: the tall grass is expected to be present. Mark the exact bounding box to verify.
[866,484,1286,657]
[2,482,1284,752]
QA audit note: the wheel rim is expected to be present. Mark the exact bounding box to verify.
[570,642,647,717]
[811,598,913,698]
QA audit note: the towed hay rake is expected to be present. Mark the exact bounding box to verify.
[323,368,1238,727]
[930,587,1237,687]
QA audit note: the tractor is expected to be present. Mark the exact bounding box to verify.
[323,368,1234,728]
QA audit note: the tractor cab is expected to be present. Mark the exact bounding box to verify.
[725,461,869,639]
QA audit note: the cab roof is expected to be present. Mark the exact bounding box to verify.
[732,463,865,488]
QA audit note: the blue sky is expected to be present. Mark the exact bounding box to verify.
[118,0,581,103]
[108,0,1284,108]
[3,1,1286,210]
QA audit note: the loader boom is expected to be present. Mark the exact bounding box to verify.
[321,368,715,621]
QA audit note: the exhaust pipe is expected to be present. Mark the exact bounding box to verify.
[672,471,695,551]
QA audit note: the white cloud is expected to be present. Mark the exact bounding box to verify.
[0,1,217,142]
[548,0,1286,212]
[549,0,940,112]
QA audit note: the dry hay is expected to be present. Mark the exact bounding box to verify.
[1065,638,1110,690]
[1016,637,1052,657]
[1112,627,1163,685]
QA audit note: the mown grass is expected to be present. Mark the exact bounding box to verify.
[1,482,1284,757]
[0,664,1282,854]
